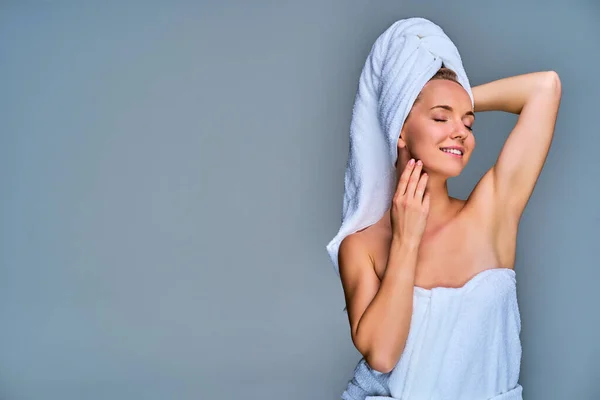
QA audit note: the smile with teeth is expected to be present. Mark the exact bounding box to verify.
[440,148,463,157]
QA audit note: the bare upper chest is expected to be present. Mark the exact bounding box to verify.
[366,208,507,290]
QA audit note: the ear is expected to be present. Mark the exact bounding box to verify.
[395,132,408,167]
[397,131,407,150]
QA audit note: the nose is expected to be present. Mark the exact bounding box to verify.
[450,122,470,141]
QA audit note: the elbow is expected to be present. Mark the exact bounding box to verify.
[542,70,562,97]
[352,333,397,374]
[364,352,397,374]
[352,327,405,374]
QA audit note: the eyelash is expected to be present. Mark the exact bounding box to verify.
[434,119,473,132]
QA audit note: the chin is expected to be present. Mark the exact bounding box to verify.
[427,161,466,178]
[446,169,463,178]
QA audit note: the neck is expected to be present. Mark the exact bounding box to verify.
[422,174,455,223]
[384,172,459,235]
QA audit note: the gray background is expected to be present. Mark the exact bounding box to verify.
[1,1,598,399]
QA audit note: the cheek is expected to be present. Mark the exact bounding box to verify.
[405,117,449,150]
[411,121,446,144]
[426,125,451,147]
[468,135,476,149]
[463,137,475,159]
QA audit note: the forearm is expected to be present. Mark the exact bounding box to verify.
[472,71,559,114]
[355,238,419,373]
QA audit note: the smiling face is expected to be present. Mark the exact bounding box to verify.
[397,75,475,178]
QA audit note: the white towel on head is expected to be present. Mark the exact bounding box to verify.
[326,17,473,276]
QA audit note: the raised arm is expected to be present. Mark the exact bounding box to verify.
[473,71,562,222]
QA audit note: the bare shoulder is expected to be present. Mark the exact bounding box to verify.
[338,232,381,340]
[338,232,379,295]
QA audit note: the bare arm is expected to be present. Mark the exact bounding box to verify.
[472,71,562,222]
[339,235,419,374]
[339,160,429,374]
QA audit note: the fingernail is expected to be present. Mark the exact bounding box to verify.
[417,160,422,166]
[409,159,415,165]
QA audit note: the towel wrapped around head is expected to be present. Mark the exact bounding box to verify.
[326,17,473,277]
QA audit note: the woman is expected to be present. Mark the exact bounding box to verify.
[328,18,561,400]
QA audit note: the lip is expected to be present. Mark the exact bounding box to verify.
[439,146,465,158]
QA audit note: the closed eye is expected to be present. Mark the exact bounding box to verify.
[434,118,473,132]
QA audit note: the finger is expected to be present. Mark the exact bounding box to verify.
[415,172,428,201]
[397,159,415,196]
[423,191,430,214]
[406,160,423,198]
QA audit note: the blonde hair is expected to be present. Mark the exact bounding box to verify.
[414,67,460,104]
[430,66,459,82]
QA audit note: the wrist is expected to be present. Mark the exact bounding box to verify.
[391,235,420,252]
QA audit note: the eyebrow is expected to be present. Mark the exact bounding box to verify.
[430,105,475,119]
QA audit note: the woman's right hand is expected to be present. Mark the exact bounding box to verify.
[391,159,430,246]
